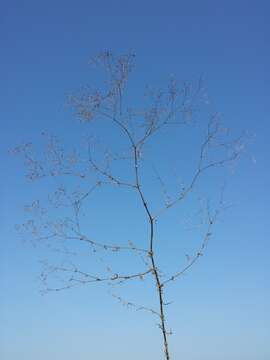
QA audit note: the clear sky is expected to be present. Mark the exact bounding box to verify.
[1,1,269,359]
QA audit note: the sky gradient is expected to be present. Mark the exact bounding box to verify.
[1,1,269,359]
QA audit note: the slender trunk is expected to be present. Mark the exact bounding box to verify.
[149,220,170,360]
[133,146,170,360]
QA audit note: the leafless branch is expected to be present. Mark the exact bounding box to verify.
[14,51,244,360]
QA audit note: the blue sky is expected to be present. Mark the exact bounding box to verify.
[1,1,269,359]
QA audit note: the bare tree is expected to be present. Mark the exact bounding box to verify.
[14,51,244,360]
